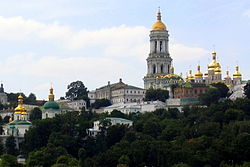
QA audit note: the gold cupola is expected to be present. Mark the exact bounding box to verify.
[195,65,203,78]
[208,51,221,70]
[152,10,167,30]
[14,94,26,115]
[214,67,222,74]
[48,87,55,101]
[233,65,242,78]
[170,65,174,73]
[187,69,195,80]
[224,70,231,79]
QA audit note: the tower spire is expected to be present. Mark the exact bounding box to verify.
[157,7,161,21]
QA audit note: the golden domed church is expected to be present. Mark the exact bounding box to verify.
[188,51,242,87]
[143,10,184,91]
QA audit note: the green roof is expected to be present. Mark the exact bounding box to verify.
[106,117,133,123]
[43,101,60,111]
[9,120,32,125]
[181,82,209,88]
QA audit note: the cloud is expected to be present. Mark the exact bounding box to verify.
[170,43,209,62]
[0,16,210,98]
[243,10,250,17]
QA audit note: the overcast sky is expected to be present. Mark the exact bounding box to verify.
[0,0,250,100]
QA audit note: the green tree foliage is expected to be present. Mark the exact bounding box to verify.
[211,82,230,98]
[0,154,18,167]
[118,155,130,165]
[244,82,250,99]
[144,88,169,102]
[26,144,67,167]
[5,136,18,156]
[21,98,250,167]
[29,107,42,121]
[65,81,89,101]
[24,93,37,105]
[0,138,5,155]
[199,88,221,105]
[110,110,126,118]
[78,148,86,167]
[91,98,111,109]
[200,83,229,106]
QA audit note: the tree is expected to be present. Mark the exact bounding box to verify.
[110,110,126,118]
[211,82,229,98]
[118,155,130,167]
[144,88,169,102]
[0,138,5,155]
[24,93,37,105]
[65,81,89,101]
[199,88,221,105]
[5,136,18,155]
[244,82,250,99]
[78,148,86,167]
[0,154,18,167]
[91,98,111,109]
[26,144,68,167]
[29,107,42,121]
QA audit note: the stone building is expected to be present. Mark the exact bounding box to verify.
[89,78,145,104]
[173,83,209,99]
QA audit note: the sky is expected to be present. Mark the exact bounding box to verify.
[0,0,250,100]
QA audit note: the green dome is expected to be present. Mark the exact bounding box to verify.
[43,101,60,110]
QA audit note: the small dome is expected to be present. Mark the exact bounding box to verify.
[43,101,60,110]
[195,65,203,78]
[233,65,242,78]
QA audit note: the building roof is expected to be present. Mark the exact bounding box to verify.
[179,82,209,88]
[105,117,133,123]
[43,101,60,111]
[9,120,32,126]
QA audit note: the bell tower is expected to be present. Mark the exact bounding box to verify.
[144,10,172,89]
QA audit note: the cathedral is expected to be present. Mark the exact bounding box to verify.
[144,10,242,90]
[187,51,242,87]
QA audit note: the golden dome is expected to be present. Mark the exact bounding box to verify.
[170,66,174,71]
[233,65,242,78]
[224,70,231,79]
[204,72,208,77]
[214,67,221,74]
[208,51,221,70]
[195,65,203,78]
[15,94,26,113]
[187,70,195,80]
[152,11,167,30]
[48,87,55,101]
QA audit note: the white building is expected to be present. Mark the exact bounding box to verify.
[87,117,133,137]
[103,101,166,114]
[1,95,32,149]
[42,88,61,119]
[89,78,145,105]
[57,99,87,111]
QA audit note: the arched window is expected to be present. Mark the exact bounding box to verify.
[154,41,157,53]
[160,64,164,73]
[160,41,163,52]
[153,64,156,74]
